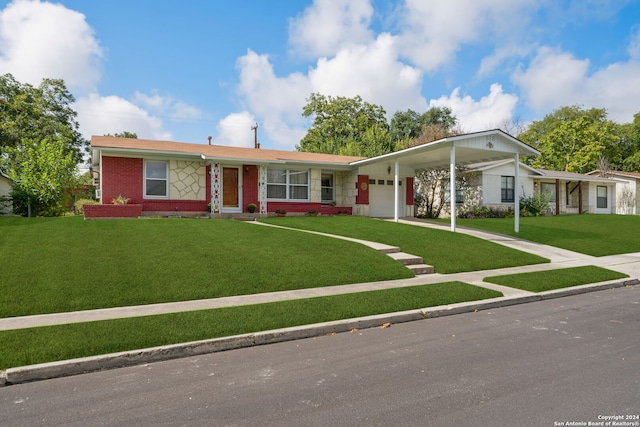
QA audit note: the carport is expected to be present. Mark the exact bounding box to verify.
[352,129,540,233]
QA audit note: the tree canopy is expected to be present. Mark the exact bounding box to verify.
[389,107,457,144]
[518,106,625,173]
[297,93,390,156]
[0,74,86,216]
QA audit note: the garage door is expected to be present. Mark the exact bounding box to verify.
[368,178,405,217]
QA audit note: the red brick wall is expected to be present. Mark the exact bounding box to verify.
[267,201,351,215]
[242,164,259,212]
[102,156,143,204]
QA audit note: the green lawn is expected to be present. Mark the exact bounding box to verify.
[260,216,548,273]
[451,215,640,256]
[0,216,414,318]
[484,266,629,293]
[0,282,501,369]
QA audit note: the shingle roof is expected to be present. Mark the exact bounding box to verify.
[90,136,365,165]
[587,170,640,179]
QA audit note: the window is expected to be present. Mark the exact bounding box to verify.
[540,182,556,202]
[321,172,334,202]
[597,186,607,208]
[501,176,514,203]
[267,169,309,200]
[145,161,168,198]
[446,181,464,203]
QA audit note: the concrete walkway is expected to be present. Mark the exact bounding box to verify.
[2,218,639,332]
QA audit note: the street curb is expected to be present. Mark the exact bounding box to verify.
[2,278,638,387]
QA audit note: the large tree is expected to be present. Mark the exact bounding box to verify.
[620,112,640,172]
[0,74,86,215]
[297,93,389,156]
[389,106,458,144]
[518,106,622,173]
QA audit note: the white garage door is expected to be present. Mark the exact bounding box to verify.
[368,178,405,217]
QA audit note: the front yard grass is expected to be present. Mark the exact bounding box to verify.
[452,215,640,256]
[0,216,414,318]
[0,282,501,369]
[260,216,548,273]
[484,266,629,293]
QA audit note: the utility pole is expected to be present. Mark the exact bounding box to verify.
[251,123,260,149]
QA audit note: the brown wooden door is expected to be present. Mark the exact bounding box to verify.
[223,167,239,208]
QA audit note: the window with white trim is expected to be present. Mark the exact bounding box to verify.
[597,186,607,208]
[321,172,334,202]
[501,176,514,203]
[267,169,309,200]
[145,160,168,198]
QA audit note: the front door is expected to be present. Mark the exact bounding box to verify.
[222,166,241,212]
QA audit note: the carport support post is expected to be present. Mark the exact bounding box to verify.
[514,153,520,233]
[450,144,456,232]
[394,158,400,222]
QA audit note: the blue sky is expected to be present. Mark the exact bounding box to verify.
[1,0,639,153]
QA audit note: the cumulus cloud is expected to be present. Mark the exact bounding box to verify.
[513,44,640,122]
[288,0,374,58]
[75,93,171,141]
[429,84,518,131]
[215,111,257,148]
[0,0,102,90]
[396,0,536,72]
[133,90,202,122]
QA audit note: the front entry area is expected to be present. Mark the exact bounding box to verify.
[222,166,241,212]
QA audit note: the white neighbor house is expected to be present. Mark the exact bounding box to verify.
[461,160,618,215]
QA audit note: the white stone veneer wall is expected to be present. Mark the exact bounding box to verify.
[169,160,206,200]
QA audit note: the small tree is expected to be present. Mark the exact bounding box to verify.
[519,191,554,217]
[5,137,78,216]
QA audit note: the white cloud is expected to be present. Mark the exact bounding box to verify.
[215,111,256,148]
[396,0,536,72]
[133,90,202,122]
[513,44,640,122]
[0,0,102,90]
[288,0,374,58]
[235,33,428,150]
[429,84,518,131]
[309,34,426,115]
[75,93,171,141]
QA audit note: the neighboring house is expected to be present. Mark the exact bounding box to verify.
[586,170,640,214]
[90,129,539,232]
[0,171,12,215]
[460,160,618,215]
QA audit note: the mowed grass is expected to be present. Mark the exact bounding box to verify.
[0,216,414,318]
[452,215,640,257]
[260,216,548,273]
[484,266,629,293]
[0,282,501,369]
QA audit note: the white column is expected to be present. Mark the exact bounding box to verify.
[514,154,520,233]
[450,144,456,232]
[394,158,399,222]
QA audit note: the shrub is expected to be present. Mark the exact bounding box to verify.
[457,206,514,219]
[75,198,99,215]
[520,191,553,217]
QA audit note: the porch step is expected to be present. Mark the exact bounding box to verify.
[384,251,435,276]
[407,264,435,275]
[387,252,424,265]
[232,215,258,222]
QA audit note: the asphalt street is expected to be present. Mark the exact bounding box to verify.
[2,284,639,427]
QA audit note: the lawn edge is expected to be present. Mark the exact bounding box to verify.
[3,277,638,387]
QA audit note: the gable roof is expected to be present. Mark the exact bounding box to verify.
[352,129,539,170]
[90,136,365,167]
[586,170,640,180]
[537,169,615,183]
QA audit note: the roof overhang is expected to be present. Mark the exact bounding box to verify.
[350,129,539,171]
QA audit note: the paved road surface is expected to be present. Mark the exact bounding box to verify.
[2,285,639,427]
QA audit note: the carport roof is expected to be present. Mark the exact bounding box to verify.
[351,129,539,170]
